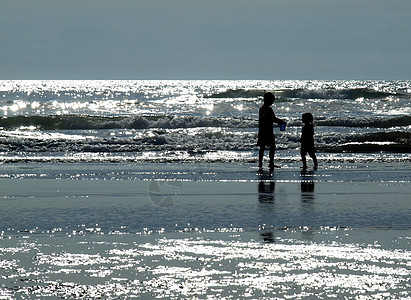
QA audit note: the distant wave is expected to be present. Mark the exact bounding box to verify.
[315,115,411,128]
[205,89,264,99]
[2,87,405,102]
[0,90,146,102]
[278,88,401,100]
[206,88,406,100]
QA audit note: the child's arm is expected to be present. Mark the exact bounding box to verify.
[273,114,286,125]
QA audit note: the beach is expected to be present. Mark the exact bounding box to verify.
[2,0,411,294]
[1,161,410,299]
[0,80,410,298]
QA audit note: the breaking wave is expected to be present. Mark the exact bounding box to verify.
[317,131,411,153]
[0,115,255,130]
[1,115,410,131]
[1,126,409,155]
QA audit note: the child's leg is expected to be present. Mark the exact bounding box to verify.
[309,151,318,169]
[258,146,265,168]
[269,145,275,168]
[301,148,307,169]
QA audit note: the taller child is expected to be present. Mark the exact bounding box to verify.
[257,92,286,171]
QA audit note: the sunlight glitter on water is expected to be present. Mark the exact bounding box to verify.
[0,230,409,299]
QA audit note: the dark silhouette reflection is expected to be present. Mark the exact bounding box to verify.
[300,181,315,202]
[260,231,275,243]
[258,181,276,243]
[258,181,275,204]
[300,180,315,240]
[300,169,315,177]
[300,168,315,202]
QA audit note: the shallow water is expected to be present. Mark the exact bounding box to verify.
[1,156,410,182]
[1,229,409,299]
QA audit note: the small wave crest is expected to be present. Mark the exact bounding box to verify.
[317,131,410,152]
[1,125,409,155]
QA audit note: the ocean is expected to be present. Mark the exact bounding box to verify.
[0,80,410,298]
[0,80,410,165]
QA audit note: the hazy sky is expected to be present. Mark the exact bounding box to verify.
[1,0,410,80]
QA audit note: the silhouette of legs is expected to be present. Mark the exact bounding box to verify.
[269,145,275,170]
[259,145,275,170]
[258,146,265,169]
[310,151,318,170]
[301,149,318,170]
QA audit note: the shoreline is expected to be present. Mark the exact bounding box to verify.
[0,159,410,182]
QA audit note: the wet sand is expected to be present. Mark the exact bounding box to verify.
[0,162,410,298]
[0,179,410,232]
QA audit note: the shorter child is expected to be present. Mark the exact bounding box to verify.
[300,112,318,170]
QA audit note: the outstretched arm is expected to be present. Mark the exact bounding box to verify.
[273,114,286,125]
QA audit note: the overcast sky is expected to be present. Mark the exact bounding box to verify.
[1,0,410,80]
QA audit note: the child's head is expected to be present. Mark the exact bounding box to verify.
[263,92,275,106]
[302,112,314,124]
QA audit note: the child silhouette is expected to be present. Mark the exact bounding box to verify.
[300,112,318,170]
[257,92,286,171]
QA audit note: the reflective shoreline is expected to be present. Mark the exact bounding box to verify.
[1,228,409,299]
